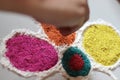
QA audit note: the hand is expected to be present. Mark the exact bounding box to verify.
[25,0,89,35]
[118,0,120,3]
[0,0,89,35]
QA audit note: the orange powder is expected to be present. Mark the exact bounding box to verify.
[41,23,76,46]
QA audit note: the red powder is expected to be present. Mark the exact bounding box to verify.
[69,54,84,71]
[5,34,58,72]
[41,23,76,46]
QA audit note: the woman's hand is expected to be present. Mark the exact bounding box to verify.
[26,0,89,35]
[0,0,89,35]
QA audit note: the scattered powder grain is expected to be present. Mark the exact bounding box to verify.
[5,34,58,72]
[41,23,76,46]
[83,24,120,66]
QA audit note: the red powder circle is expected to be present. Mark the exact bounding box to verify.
[5,34,58,72]
[69,54,84,71]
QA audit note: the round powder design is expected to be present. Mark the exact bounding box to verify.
[83,24,120,66]
[62,47,91,77]
[41,23,76,46]
[69,54,84,71]
[5,33,58,72]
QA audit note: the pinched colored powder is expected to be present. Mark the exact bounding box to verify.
[5,33,58,72]
[41,23,76,46]
[83,24,120,66]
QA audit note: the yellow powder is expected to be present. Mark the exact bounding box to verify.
[83,24,120,66]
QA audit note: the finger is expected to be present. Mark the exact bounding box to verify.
[58,25,80,36]
[76,4,90,21]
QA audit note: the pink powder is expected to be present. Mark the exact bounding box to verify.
[5,33,58,72]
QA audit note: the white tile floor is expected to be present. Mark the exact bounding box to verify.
[0,0,120,80]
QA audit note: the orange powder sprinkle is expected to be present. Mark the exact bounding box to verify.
[41,23,76,46]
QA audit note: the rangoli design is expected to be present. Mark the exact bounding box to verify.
[0,20,120,80]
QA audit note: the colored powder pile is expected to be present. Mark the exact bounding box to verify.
[83,24,120,66]
[41,23,76,46]
[69,54,84,71]
[62,47,91,77]
[5,33,58,72]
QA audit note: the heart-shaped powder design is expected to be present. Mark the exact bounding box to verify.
[82,24,120,66]
[5,32,58,72]
[41,23,76,46]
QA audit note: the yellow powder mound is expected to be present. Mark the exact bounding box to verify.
[83,24,120,66]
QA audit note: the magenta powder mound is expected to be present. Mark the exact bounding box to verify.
[5,33,58,72]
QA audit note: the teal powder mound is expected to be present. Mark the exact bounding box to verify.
[62,47,91,77]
